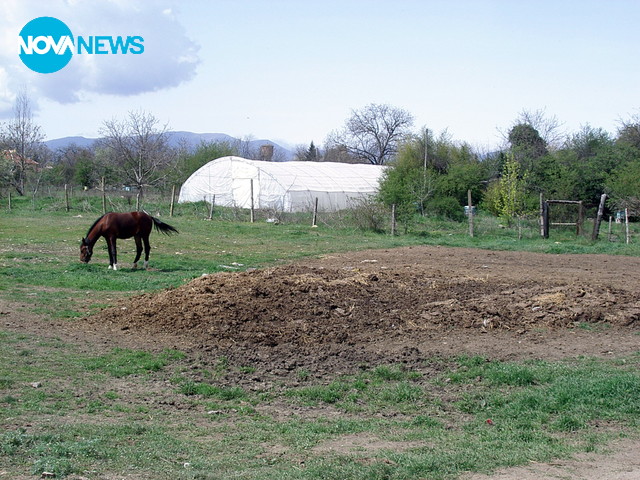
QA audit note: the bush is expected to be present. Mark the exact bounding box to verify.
[427,196,465,221]
[346,198,389,233]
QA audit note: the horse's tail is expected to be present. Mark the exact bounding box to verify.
[151,216,179,235]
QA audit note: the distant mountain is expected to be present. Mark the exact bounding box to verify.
[44,136,97,151]
[44,131,294,161]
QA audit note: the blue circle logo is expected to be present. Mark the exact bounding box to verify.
[19,17,74,74]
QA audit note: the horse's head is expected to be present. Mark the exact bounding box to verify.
[80,238,93,263]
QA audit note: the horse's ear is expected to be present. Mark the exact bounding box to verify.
[81,237,87,245]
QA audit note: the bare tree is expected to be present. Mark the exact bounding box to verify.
[98,110,176,200]
[0,90,45,195]
[328,103,414,165]
[502,108,565,150]
[233,135,257,159]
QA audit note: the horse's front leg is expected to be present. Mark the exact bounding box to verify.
[107,237,118,270]
[133,236,143,269]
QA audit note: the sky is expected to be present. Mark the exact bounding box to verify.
[1,0,639,151]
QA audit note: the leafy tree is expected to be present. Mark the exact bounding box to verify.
[559,125,616,207]
[565,124,613,160]
[379,135,437,218]
[606,159,640,214]
[527,151,574,199]
[487,154,531,225]
[328,103,414,165]
[173,140,236,184]
[47,144,97,187]
[435,143,486,206]
[508,123,548,174]
[616,113,640,149]
[74,154,97,187]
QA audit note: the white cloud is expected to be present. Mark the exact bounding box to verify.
[0,0,200,116]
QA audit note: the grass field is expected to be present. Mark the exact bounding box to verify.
[1,195,639,479]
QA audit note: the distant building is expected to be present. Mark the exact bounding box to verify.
[260,144,274,162]
[2,149,40,170]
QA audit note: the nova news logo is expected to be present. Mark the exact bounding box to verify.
[19,16,144,74]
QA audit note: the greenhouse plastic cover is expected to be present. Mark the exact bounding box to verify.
[178,156,386,212]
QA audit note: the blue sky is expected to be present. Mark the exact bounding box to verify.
[2,0,639,150]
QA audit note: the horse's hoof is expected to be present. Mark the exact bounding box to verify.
[132,263,138,269]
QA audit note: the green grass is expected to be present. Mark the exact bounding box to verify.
[1,197,640,478]
[82,348,185,377]
[1,326,639,479]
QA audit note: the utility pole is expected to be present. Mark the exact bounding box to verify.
[423,128,428,171]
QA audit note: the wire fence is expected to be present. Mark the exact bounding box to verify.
[2,185,636,243]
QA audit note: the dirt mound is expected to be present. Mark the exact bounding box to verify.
[87,246,640,374]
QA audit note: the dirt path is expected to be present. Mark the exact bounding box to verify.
[466,437,640,480]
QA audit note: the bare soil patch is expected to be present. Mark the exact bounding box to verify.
[80,245,640,381]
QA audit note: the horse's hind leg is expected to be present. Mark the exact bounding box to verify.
[143,235,151,269]
[133,236,143,269]
[107,237,118,270]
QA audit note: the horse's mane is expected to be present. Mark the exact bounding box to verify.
[85,213,108,237]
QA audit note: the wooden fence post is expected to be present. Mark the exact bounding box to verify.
[101,177,106,215]
[391,204,397,236]
[542,201,549,239]
[208,195,215,220]
[170,185,176,217]
[625,208,630,244]
[591,193,607,240]
[539,193,545,237]
[312,197,318,227]
[577,201,584,235]
[250,179,255,223]
[467,189,474,238]
[64,184,70,212]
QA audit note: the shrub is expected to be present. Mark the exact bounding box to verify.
[427,196,465,221]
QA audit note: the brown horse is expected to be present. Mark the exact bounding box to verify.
[80,211,178,270]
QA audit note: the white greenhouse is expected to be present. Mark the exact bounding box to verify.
[178,156,386,212]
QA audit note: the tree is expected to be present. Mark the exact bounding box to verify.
[0,90,45,195]
[378,145,438,219]
[48,144,97,188]
[305,141,318,161]
[616,113,640,150]
[328,103,414,165]
[98,110,176,198]
[508,123,548,174]
[436,143,486,206]
[513,108,565,150]
[173,140,236,184]
[293,141,320,162]
[487,154,531,226]
[606,159,640,214]
[0,153,13,192]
